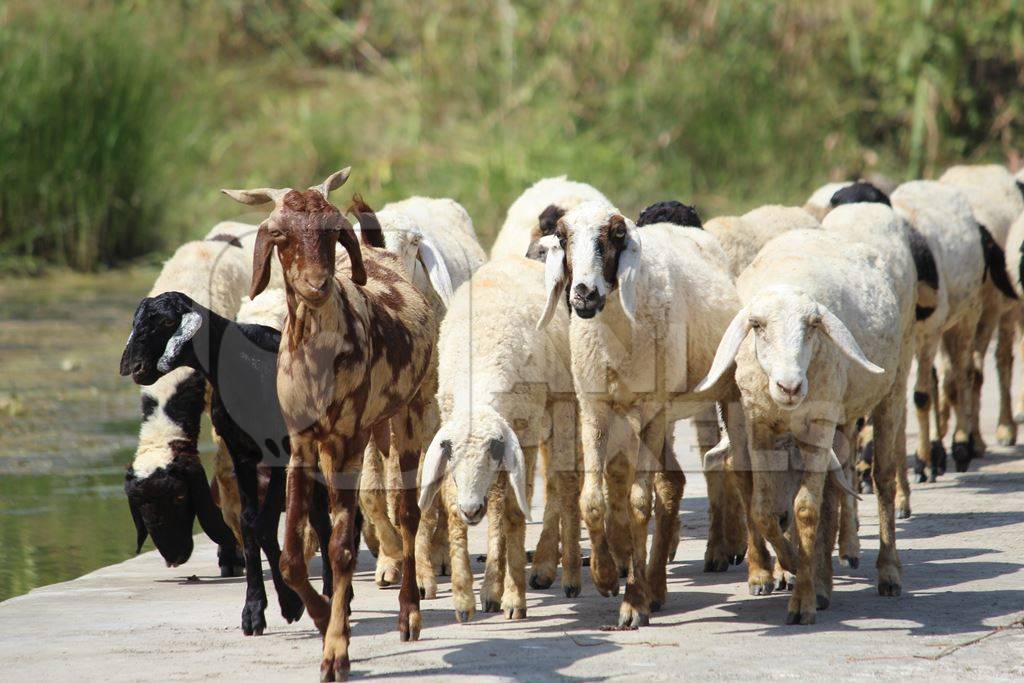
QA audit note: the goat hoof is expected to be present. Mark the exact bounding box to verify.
[878,580,902,597]
[482,599,502,613]
[455,609,473,623]
[320,655,350,682]
[839,555,859,569]
[703,557,729,573]
[529,573,554,590]
[399,609,422,642]
[785,610,815,625]
[564,584,581,598]
[816,594,830,611]
[505,607,527,620]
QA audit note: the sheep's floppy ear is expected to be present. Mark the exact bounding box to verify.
[418,429,451,511]
[417,236,455,306]
[221,187,287,206]
[125,474,148,554]
[498,421,531,521]
[537,235,566,330]
[816,304,885,375]
[616,219,641,323]
[310,167,351,198]
[157,311,202,374]
[693,308,751,393]
[184,459,237,547]
[250,221,274,299]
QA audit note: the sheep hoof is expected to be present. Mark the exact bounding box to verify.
[320,654,350,682]
[564,584,581,598]
[617,607,649,629]
[996,426,1016,447]
[749,580,774,596]
[529,573,554,590]
[774,573,794,592]
[839,555,859,569]
[931,440,947,475]
[897,505,911,520]
[455,609,473,623]
[505,607,527,620]
[730,553,745,566]
[816,594,830,611]
[482,599,502,613]
[878,580,902,597]
[928,469,937,483]
[438,561,451,577]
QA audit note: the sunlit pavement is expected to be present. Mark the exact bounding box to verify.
[2,352,1023,681]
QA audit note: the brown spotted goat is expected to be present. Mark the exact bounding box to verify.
[223,169,436,681]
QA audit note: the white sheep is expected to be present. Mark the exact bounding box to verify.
[939,164,1022,453]
[351,196,487,598]
[123,236,250,574]
[536,201,743,627]
[490,176,610,260]
[705,205,821,279]
[695,202,917,624]
[418,256,580,622]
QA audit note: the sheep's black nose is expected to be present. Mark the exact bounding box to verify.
[573,284,599,303]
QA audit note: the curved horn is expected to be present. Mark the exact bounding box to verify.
[310,167,351,198]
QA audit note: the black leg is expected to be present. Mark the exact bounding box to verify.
[255,466,305,623]
[311,477,334,597]
[218,542,244,578]
[235,464,269,636]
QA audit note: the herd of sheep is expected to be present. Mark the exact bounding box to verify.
[116,163,1024,679]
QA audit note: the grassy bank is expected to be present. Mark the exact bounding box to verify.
[2,1,1024,269]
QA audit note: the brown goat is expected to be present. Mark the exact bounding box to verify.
[223,169,436,680]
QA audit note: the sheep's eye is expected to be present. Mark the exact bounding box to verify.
[749,318,764,330]
[162,318,177,329]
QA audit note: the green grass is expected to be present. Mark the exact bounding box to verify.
[3,0,1024,268]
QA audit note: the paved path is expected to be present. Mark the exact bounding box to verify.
[3,364,1024,680]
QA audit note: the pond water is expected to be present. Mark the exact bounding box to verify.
[0,267,203,602]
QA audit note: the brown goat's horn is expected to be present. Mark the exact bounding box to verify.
[348,194,387,249]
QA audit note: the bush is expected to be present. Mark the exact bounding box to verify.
[0,9,178,270]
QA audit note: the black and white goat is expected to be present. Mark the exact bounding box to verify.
[120,290,334,635]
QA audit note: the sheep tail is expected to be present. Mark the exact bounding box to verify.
[979,224,1018,300]
[348,194,387,249]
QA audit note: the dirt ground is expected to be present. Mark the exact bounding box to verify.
[2,357,1023,681]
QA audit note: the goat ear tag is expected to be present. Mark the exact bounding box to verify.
[157,312,202,373]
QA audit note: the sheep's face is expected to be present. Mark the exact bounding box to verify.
[125,457,198,567]
[120,292,200,385]
[419,409,531,524]
[381,215,423,280]
[746,289,820,410]
[536,201,641,328]
[222,168,366,304]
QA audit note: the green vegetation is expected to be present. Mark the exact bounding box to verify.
[2,0,1024,270]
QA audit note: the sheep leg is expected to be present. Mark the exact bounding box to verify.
[529,443,560,590]
[871,382,905,598]
[310,476,334,597]
[430,506,450,576]
[359,443,403,586]
[414,493,440,600]
[254,465,305,625]
[480,484,507,612]
[445,478,475,621]
[786,459,827,626]
[502,479,529,619]
[233,463,269,636]
[912,336,941,483]
[695,406,740,572]
[361,512,380,558]
[279,438,331,635]
[577,400,617,596]
[390,404,426,644]
[814,457,842,609]
[969,305,1000,461]
[837,462,861,568]
[894,396,912,520]
[319,434,365,682]
[1016,317,1024,424]
[747,421,800,575]
[946,321,981,472]
[995,308,1018,446]
[608,450,650,628]
[645,409,680,612]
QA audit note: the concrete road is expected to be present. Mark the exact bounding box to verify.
[3,369,1024,680]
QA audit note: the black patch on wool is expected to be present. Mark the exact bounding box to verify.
[163,371,207,444]
[538,204,565,237]
[913,391,930,409]
[141,393,159,419]
[978,224,1019,300]
[636,200,703,228]
[829,181,891,207]
[907,225,940,321]
[207,233,243,248]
